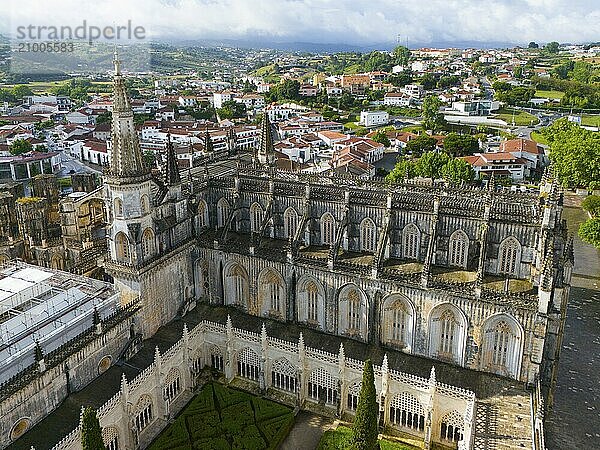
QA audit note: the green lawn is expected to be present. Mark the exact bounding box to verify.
[317,426,420,450]
[493,108,539,127]
[149,383,294,450]
[580,114,600,128]
[534,90,565,100]
[530,130,549,145]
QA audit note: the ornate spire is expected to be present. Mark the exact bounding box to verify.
[164,133,181,185]
[108,54,149,181]
[258,113,275,166]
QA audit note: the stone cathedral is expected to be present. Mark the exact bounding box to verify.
[102,53,572,414]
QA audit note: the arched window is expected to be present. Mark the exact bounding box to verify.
[217,197,230,228]
[134,395,153,432]
[440,410,464,442]
[163,368,181,403]
[258,268,286,318]
[102,427,119,450]
[224,263,248,308]
[498,237,521,276]
[115,232,130,262]
[297,276,325,329]
[140,194,150,215]
[382,295,415,351]
[360,218,376,252]
[429,304,467,365]
[339,285,366,339]
[114,197,123,218]
[402,223,420,259]
[481,315,523,378]
[284,207,298,239]
[197,199,208,228]
[448,230,469,268]
[271,358,297,392]
[389,392,425,432]
[250,202,263,233]
[237,347,260,381]
[142,228,155,259]
[321,213,336,245]
[308,368,338,405]
[347,381,361,411]
[210,345,224,372]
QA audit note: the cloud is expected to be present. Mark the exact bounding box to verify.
[4,0,600,46]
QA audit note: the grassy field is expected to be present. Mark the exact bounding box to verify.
[0,80,112,94]
[149,382,294,450]
[317,426,420,450]
[580,114,600,128]
[530,131,550,145]
[534,90,565,100]
[493,107,540,126]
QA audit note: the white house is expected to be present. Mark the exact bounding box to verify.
[213,91,232,109]
[359,111,389,127]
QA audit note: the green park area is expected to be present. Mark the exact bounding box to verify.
[149,383,294,450]
[534,90,565,100]
[493,107,540,127]
[580,114,600,128]
[317,425,420,450]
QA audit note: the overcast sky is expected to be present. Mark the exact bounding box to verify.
[4,0,600,47]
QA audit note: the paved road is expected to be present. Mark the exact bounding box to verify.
[56,152,101,177]
[544,200,600,450]
[279,412,334,450]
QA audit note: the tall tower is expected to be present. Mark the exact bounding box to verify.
[104,52,155,305]
[257,114,275,166]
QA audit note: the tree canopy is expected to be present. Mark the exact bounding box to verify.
[81,407,106,450]
[350,359,379,450]
[370,130,391,148]
[415,150,450,180]
[9,139,33,156]
[386,157,417,183]
[582,195,600,217]
[405,134,436,157]
[442,133,479,156]
[440,157,475,183]
[217,100,247,119]
[579,217,600,249]
[421,96,446,132]
[541,119,600,189]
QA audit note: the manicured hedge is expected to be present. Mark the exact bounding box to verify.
[149,383,294,450]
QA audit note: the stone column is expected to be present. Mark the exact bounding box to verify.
[424,366,436,450]
[337,343,346,417]
[260,323,268,393]
[153,346,167,419]
[297,333,307,405]
[181,324,192,391]
[225,315,235,381]
[380,354,389,428]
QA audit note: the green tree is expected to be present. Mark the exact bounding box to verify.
[542,119,600,188]
[421,96,446,132]
[81,407,106,450]
[96,111,112,125]
[544,41,560,54]
[386,157,417,182]
[528,41,539,49]
[277,79,301,100]
[9,139,33,156]
[405,135,436,157]
[392,45,411,66]
[143,150,156,168]
[582,195,600,217]
[416,151,450,180]
[441,158,475,183]
[371,130,391,147]
[12,85,33,100]
[217,100,247,119]
[579,217,600,249]
[443,133,479,156]
[350,359,379,450]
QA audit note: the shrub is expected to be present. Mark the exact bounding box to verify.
[252,397,292,422]
[582,195,600,217]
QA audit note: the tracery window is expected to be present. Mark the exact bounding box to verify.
[439,310,456,355]
[163,368,181,403]
[115,232,130,262]
[142,228,155,259]
[440,410,464,442]
[402,223,420,259]
[237,347,260,381]
[347,289,361,331]
[498,237,520,276]
[210,346,224,372]
[271,358,297,392]
[250,202,263,233]
[217,197,230,228]
[347,381,361,411]
[114,197,123,218]
[134,395,153,432]
[197,200,208,228]
[308,368,338,405]
[321,213,336,245]
[140,194,150,215]
[102,427,119,450]
[284,207,298,239]
[389,392,425,432]
[448,230,468,268]
[360,218,376,252]
[307,282,319,322]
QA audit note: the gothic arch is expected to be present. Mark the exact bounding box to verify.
[237,347,260,380]
[115,231,131,263]
[140,194,150,215]
[337,284,368,340]
[448,229,469,268]
[308,367,338,405]
[50,253,64,270]
[141,228,155,259]
[102,426,119,450]
[428,303,468,366]
[222,261,249,310]
[0,253,9,266]
[217,197,231,228]
[439,410,464,442]
[480,313,524,379]
[402,223,420,260]
[381,293,415,352]
[388,392,426,433]
[283,207,299,239]
[114,197,123,218]
[296,274,326,329]
[257,267,286,319]
[250,202,264,233]
[320,212,336,245]
[359,217,377,252]
[194,258,210,299]
[271,357,298,392]
[197,199,209,229]
[498,236,521,276]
